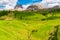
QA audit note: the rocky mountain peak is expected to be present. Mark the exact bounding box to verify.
[27,4,43,11]
[14,4,23,9]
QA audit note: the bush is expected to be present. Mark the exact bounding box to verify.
[0,10,10,17]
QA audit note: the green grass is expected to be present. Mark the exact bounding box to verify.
[0,19,60,40]
[0,11,60,40]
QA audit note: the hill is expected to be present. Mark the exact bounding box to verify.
[0,9,60,40]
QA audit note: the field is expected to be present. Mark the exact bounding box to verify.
[0,10,60,40]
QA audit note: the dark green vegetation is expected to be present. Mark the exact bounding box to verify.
[0,8,60,40]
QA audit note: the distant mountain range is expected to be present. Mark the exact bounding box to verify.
[10,4,60,11]
[52,5,60,9]
[14,4,44,11]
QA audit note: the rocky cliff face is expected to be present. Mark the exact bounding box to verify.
[27,4,43,11]
[14,4,23,11]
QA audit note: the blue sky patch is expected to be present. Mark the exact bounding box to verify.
[17,0,42,5]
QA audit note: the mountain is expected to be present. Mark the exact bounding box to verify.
[27,4,43,11]
[14,4,23,11]
[14,4,60,11]
[52,5,60,9]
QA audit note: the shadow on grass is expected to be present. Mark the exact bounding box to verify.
[14,11,35,20]
[41,16,60,21]
[48,25,60,40]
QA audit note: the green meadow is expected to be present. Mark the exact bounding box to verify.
[0,9,60,40]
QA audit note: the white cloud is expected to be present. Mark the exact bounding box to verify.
[40,0,60,8]
[0,0,60,10]
[0,0,18,10]
[22,4,31,10]
[22,0,60,9]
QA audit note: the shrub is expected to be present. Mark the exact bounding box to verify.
[0,10,10,17]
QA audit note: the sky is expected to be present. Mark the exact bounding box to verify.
[0,0,60,10]
[17,0,42,5]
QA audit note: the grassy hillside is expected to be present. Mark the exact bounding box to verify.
[0,10,60,40]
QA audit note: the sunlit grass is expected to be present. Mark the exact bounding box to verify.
[0,11,60,40]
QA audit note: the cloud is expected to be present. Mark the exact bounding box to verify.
[23,4,31,9]
[0,0,18,10]
[40,0,60,8]
[22,0,60,9]
[0,0,60,10]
